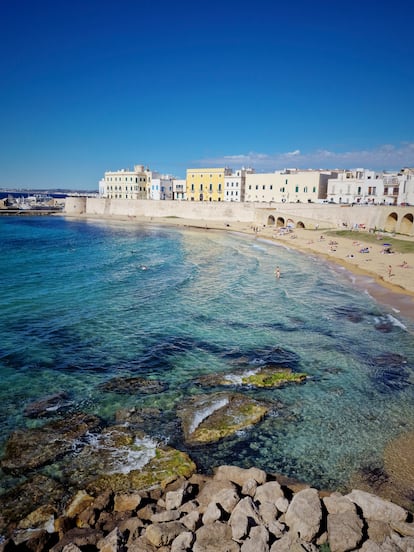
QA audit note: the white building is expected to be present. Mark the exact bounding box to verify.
[150,173,174,200]
[224,168,254,202]
[244,169,336,203]
[99,165,152,199]
[172,179,186,200]
[327,168,414,205]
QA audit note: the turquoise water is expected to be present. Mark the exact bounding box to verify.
[1,215,414,494]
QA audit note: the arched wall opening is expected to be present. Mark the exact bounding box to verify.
[277,217,285,227]
[384,212,398,233]
[267,215,275,226]
[297,221,305,228]
[400,213,414,235]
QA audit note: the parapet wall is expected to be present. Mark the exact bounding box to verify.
[64,197,414,236]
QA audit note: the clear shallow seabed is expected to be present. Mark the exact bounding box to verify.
[0,216,413,495]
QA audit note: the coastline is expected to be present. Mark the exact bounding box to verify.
[64,212,414,322]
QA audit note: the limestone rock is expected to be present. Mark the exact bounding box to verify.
[193,521,240,552]
[284,487,322,542]
[323,493,356,515]
[229,496,262,541]
[240,524,269,552]
[99,376,166,395]
[145,522,187,547]
[170,530,194,552]
[327,510,364,552]
[113,492,142,512]
[346,489,407,523]
[1,412,102,474]
[177,393,269,444]
[254,481,285,505]
[214,465,267,486]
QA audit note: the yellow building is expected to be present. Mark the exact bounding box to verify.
[186,168,232,201]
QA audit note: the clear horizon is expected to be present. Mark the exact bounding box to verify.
[1,0,413,190]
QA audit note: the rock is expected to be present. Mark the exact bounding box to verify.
[269,533,318,551]
[254,481,285,505]
[327,510,364,552]
[99,376,166,395]
[177,393,269,444]
[229,496,262,541]
[390,520,414,537]
[65,490,95,518]
[323,493,356,514]
[17,504,57,531]
[181,510,201,531]
[195,367,306,389]
[151,510,181,523]
[202,502,222,524]
[166,487,186,510]
[24,391,71,418]
[113,492,142,512]
[0,412,102,474]
[241,524,269,552]
[367,520,393,543]
[346,489,407,523]
[213,488,240,513]
[196,479,239,512]
[193,521,240,552]
[284,487,322,542]
[11,528,58,551]
[241,478,258,497]
[86,446,196,494]
[214,465,267,487]
[97,527,126,552]
[145,521,187,547]
[170,530,195,552]
[50,527,104,552]
[0,474,65,535]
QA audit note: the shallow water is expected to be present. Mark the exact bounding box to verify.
[1,215,413,494]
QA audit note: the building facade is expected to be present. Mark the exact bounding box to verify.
[150,173,174,200]
[327,168,414,205]
[99,165,152,200]
[186,168,232,201]
[244,169,335,203]
[224,168,254,202]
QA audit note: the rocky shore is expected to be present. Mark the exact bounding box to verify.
[1,464,414,552]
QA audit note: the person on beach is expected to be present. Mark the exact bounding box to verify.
[388,265,393,278]
[275,266,281,279]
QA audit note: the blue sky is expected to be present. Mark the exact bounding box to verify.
[1,0,413,190]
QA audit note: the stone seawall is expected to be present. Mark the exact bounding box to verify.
[64,197,414,236]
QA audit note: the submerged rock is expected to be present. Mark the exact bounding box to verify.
[195,367,307,389]
[177,393,269,444]
[0,412,103,475]
[0,474,64,535]
[86,446,196,494]
[24,391,72,418]
[99,376,167,394]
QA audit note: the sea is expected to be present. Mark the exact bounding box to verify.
[1,215,414,499]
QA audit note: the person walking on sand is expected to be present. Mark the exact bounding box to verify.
[388,265,393,278]
[275,266,281,279]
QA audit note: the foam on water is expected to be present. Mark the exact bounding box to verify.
[189,397,229,435]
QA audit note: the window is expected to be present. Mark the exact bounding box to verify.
[191,184,194,191]
[218,184,222,191]
[280,187,285,192]
[304,187,308,193]
[295,186,299,193]
[209,184,213,192]
[313,186,316,193]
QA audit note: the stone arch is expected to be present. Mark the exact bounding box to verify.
[267,215,276,226]
[384,212,398,233]
[277,216,285,227]
[400,213,414,235]
[297,221,305,228]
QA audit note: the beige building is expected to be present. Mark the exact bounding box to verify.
[99,165,152,200]
[186,168,232,201]
[244,169,336,203]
